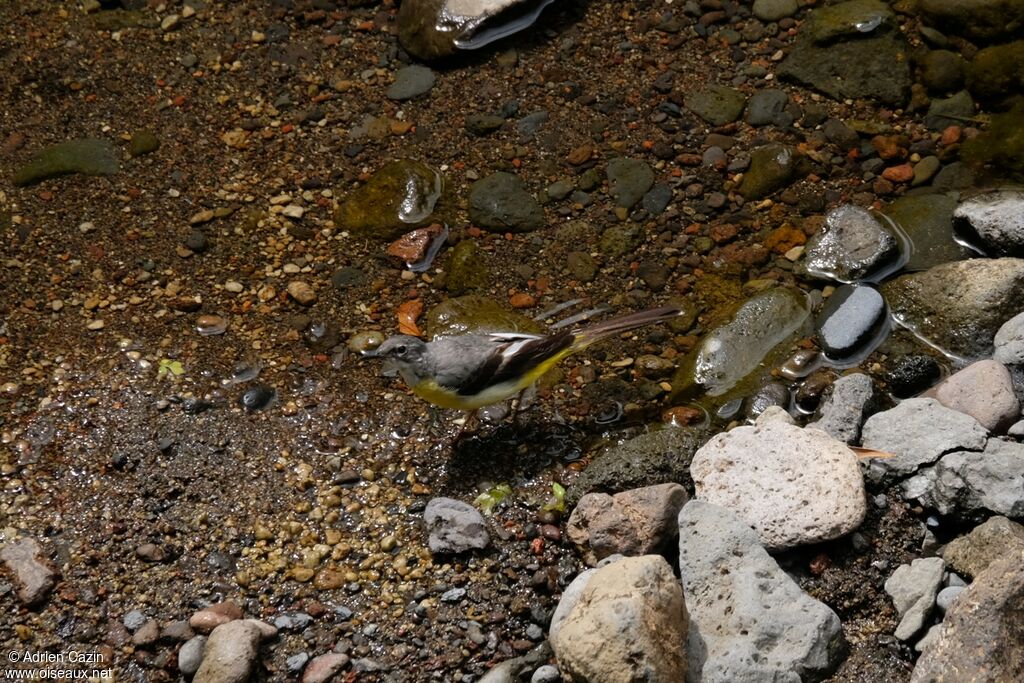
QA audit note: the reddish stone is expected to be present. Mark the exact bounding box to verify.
[881,163,914,183]
[763,225,806,254]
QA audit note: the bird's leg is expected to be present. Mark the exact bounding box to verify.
[510,388,528,426]
[454,409,478,440]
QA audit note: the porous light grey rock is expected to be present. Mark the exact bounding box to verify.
[194,619,277,683]
[910,552,1024,682]
[803,205,900,282]
[993,311,1024,365]
[954,189,1024,257]
[566,483,688,564]
[810,373,876,444]
[123,609,148,632]
[884,557,946,641]
[881,258,1024,359]
[902,439,1024,520]
[302,653,350,683]
[923,359,1020,432]
[943,516,1024,578]
[691,421,866,550]
[0,537,56,606]
[423,497,490,554]
[756,404,796,426]
[549,567,598,643]
[915,624,943,654]
[860,398,988,482]
[550,555,688,683]
[678,501,845,682]
[178,635,207,677]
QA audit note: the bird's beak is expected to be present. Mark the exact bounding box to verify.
[361,348,380,358]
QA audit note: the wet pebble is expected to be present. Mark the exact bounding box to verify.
[185,230,207,253]
[178,636,206,677]
[815,284,888,362]
[468,172,544,232]
[196,315,228,336]
[606,158,654,209]
[885,354,941,397]
[531,665,561,683]
[194,619,277,683]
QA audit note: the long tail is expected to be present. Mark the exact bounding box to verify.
[571,306,682,349]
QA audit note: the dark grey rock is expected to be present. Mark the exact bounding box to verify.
[468,172,544,232]
[881,258,1024,359]
[678,501,845,681]
[803,205,900,282]
[861,398,988,481]
[179,636,206,677]
[641,183,673,215]
[423,497,490,553]
[919,0,1024,42]
[924,91,976,131]
[567,427,708,506]
[606,158,655,209]
[746,89,791,127]
[921,50,967,94]
[752,0,799,22]
[885,557,945,641]
[810,373,876,444]
[816,284,888,361]
[516,110,549,138]
[902,439,1024,520]
[285,652,310,673]
[823,118,860,151]
[465,113,505,136]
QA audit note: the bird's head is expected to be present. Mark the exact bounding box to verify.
[365,335,428,382]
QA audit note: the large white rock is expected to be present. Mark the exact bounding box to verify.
[550,555,688,683]
[690,421,867,550]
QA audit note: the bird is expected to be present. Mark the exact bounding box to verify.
[367,306,682,433]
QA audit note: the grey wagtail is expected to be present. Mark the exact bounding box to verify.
[367,306,682,429]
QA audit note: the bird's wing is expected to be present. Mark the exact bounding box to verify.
[430,332,575,396]
[486,332,545,343]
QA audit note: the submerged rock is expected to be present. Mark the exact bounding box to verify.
[397,0,557,61]
[444,239,490,295]
[881,258,1024,359]
[803,205,901,282]
[12,138,119,186]
[684,85,747,126]
[919,0,1024,43]
[334,160,445,240]
[882,194,970,270]
[678,501,846,681]
[425,295,543,338]
[606,157,655,209]
[673,287,810,401]
[967,41,1024,100]
[961,101,1024,180]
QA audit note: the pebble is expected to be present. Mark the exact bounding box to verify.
[178,636,206,677]
[302,653,349,683]
[953,189,1024,257]
[123,609,148,632]
[935,585,964,612]
[802,204,899,282]
[423,497,490,554]
[531,664,561,683]
[287,280,317,306]
[282,204,305,219]
[196,315,228,336]
[993,311,1024,365]
[809,372,876,444]
[189,601,243,633]
[606,157,655,209]
[285,652,310,673]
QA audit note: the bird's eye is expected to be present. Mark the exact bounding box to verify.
[394,345,407,357]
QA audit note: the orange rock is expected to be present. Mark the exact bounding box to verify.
[509,292,536,309]
[940,125,962,146]
[763,225,807,254]
[871,135,905,160]
[881,163,914,183]
[662,406,704,425]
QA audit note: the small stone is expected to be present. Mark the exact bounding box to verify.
[179,636,206,677]
[753,0,799,22]
[287,281,317,306]
[193,619,277,683]
[468,172,544,232]
[423,497,490,554]
[302,653,350,683]
[282,204,305,219]
[936,585,964,612]
[123,609,148,632]
[132,619,160,647]
[815,284,888,361]
[684,85,747,126]
[189,601,243,633]
[993,312,1024,365]
[810,373,876,444]
[606,158,655,209]
[286,652,310,674]
[531,664,561,683]
[161,14,180,31]
[128,130,160,157]
[1,538,56,606]
[738,144,797,200]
